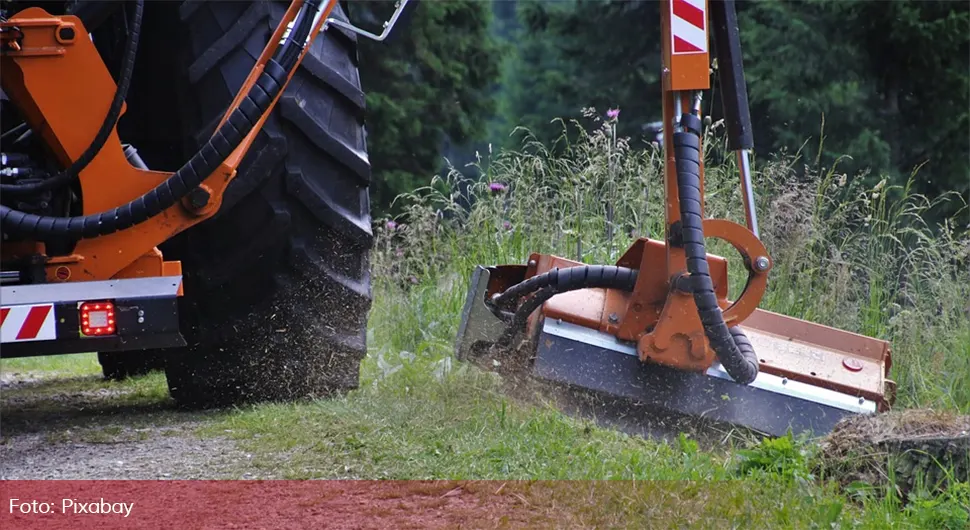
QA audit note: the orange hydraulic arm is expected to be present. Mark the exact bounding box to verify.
[478,0,893,410]
[456,0,894,415]
[535,0,771,374]
[0,0,337,283]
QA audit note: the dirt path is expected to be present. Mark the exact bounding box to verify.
[0,371,272,480]
[0,371,593,528]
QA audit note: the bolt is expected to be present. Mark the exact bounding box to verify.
[138,309,145,317]
[528,259,537,267]
[556,318,563,326]
[58,26,76,41]
[186,187,210,210]
[608,313,619,324]
[753,256,770,272]
[842,358,864,372]
[858,397,865,405]
[138,317,145,324]
[781,377,788,385]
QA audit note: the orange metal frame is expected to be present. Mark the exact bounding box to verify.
[533,0,770,372]
[0,0,337,285]
[500,0,893,409]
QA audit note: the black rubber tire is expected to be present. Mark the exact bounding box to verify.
[160,0,373,407]
[98,351,166,381]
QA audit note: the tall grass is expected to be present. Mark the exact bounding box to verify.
[369,110,970,412]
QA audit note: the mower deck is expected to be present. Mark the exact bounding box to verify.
[456,266,891,438]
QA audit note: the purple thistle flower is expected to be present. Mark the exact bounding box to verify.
[502,220,512,231]
[409,276,419,284]
[606,108,620,120]
[385,220,397,231]
[488,182,507,194]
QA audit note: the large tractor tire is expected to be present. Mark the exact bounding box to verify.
[98,351,166,381]
[157,0,373,407]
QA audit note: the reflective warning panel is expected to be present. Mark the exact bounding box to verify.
[671,0,708,55]
[1,304,56,343]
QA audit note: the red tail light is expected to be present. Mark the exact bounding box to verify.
[80,301,116,336]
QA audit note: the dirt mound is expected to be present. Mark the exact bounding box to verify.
[818,409,969,498]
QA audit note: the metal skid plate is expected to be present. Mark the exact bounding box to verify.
[455,266,509,362]
[535,319,875,437]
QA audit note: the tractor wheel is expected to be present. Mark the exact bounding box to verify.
[98,351,166,381]
[160,1,373,407]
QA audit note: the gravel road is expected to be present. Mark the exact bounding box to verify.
[0,369,273,480]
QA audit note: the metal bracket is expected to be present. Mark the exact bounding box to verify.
[324,0,412,43]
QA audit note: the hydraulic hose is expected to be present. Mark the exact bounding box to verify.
[489,112,760,384]
[0,0,319,239]
[673,111,759,385]
[491,265,639,347]
[1,0,144,196]
[490,265,638,311]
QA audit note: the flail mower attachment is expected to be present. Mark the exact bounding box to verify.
[454,0,895,438]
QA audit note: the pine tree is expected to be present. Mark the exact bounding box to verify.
[347,0,503,211]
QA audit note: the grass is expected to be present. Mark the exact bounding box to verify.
[1,352,100,378]
[3,112,968,526]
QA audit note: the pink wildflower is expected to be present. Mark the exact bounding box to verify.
[488,182,507,194]
[606,108,620,120]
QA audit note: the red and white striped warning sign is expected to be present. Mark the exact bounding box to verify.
[1,304,56,343]
[671,0,708,55]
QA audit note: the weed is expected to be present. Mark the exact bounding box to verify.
[735,434,814,482]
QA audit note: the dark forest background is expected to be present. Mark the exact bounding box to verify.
[346,0,969,218]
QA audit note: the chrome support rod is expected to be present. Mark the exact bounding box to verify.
[673,91,683,128]
[737,149,759,238]
[324,0,412,42]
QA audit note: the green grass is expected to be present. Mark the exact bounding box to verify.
[1,352,100,378]
[207,114,966,525]
[3,113,968,526]
[205,364,967,527]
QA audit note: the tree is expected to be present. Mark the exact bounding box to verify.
[495,0,969,215]
[347,0,503,211]
[738,0,969,210]
[498,0,662,148]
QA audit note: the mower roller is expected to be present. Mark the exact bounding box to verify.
[455,0,895,438]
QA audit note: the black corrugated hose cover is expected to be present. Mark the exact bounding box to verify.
[0,0,317,239]
[672,119,759,385]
